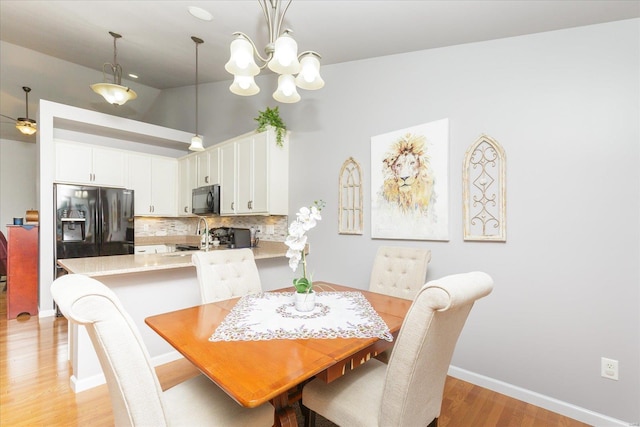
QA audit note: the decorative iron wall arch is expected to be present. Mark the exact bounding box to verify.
[463,134,506,241]
[338,157,363,235]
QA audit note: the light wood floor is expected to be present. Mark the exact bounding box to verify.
[0,287,589,427]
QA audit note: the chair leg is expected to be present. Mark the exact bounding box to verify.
[303,406,316,427]
[428,417,438,427]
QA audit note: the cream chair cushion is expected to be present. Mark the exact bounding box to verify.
[368,246,431,300]
[51,274,273,427]
[192,248,262,304]
[304,271,493,427]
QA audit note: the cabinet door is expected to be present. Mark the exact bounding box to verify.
[150,157,177,216]
[251,132,269,213]
[236,137,253,214]
[55,142,93,184]
[92,147,126,187]
[128,154,153,215]
[208,148,220,185]
[178,156,197,216]
[196,151,210,187]
[220,143,236,215]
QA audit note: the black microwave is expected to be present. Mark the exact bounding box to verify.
[192,184,220,215]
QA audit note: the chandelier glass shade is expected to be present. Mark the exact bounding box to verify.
[91,32,137,106]
[225,0,324,103]
[189,36,205,152]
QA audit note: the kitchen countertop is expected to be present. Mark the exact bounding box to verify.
[57,241,289,277]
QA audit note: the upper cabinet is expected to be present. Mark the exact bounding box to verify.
[178,155,197,216]
[219,129,288,216]
[55,141,126,187]
[128,154,177,216]
[196,148,220,187]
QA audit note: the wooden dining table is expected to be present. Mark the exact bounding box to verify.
[145,282,412,427]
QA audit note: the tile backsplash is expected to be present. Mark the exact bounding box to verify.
[134,215,288,242]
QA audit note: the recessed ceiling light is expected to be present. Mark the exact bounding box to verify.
[188,6,213,21]
[128,73,139,79]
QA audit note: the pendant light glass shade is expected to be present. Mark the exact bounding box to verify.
[189,135,204,151]
[90,83,137,106]
[91,32,137,106]
[273,74,300,103]
[268,32,300,75]
[225,37,260,76]
[295,53,324,90]
[230,75,260,96]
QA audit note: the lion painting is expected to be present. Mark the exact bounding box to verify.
[380,133,435,214]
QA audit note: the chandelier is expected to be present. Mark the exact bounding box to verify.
[90,31,137,106]
[225,0,324,103]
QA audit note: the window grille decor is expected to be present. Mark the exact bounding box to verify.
[463,134,506,241]
[338,157,363,235]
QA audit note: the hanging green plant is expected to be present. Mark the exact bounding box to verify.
[255,106,286,147]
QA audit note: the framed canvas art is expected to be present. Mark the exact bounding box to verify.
[371,119,449,241]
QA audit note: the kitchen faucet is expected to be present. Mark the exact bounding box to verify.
[196,216,209,251]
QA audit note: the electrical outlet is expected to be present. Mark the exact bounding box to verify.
[265,225,275,235]
[601,357,619,380]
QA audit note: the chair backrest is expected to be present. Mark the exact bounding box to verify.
[51,274,169,427]
[368,246,431,300]
[192,249,262,304]
[380,271,493,426]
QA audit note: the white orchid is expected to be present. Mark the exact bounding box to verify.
[284,200,325,293]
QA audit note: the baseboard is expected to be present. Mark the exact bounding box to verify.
[70,373,106,393]
[38,308,57,318]
[69,350,183,393]
[448,366,630,427]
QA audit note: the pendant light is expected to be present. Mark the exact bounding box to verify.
[90,31,137,106]
[189,36,205,152]
[0,86,37,135]
[225,0,324,103]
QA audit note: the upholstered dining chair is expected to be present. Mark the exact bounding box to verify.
[303,271,494,427]
[192,248,263,304]
[368,246,431,300]
[51,274,273,427]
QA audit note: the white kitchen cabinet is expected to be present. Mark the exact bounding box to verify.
[128,154,177,216]
[178,155,197,216]
[219,129,288,216]
[196,148,220,187]
[55,141,126,187]
[219,143,237,215]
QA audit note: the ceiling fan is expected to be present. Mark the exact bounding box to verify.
[0,86,37,136]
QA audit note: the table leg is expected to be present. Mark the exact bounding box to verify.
[272,392,298,427]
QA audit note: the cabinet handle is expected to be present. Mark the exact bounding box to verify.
[184,206,188,213]
[248,200,253,210]
[205,176,209,183]
[231,202,234,210]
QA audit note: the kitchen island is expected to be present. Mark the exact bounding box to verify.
[56,241,292,393]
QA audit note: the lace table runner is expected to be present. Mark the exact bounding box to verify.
[209,291,393,342]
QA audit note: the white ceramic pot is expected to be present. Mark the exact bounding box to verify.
[294,291,316,312]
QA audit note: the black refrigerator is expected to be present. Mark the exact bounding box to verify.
[54,184,135,261]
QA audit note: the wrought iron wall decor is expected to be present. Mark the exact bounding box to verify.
[338,157,363,235]
[463,134,506,241]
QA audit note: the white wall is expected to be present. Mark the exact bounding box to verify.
[146,19,640,424]
[0,139,37,235]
